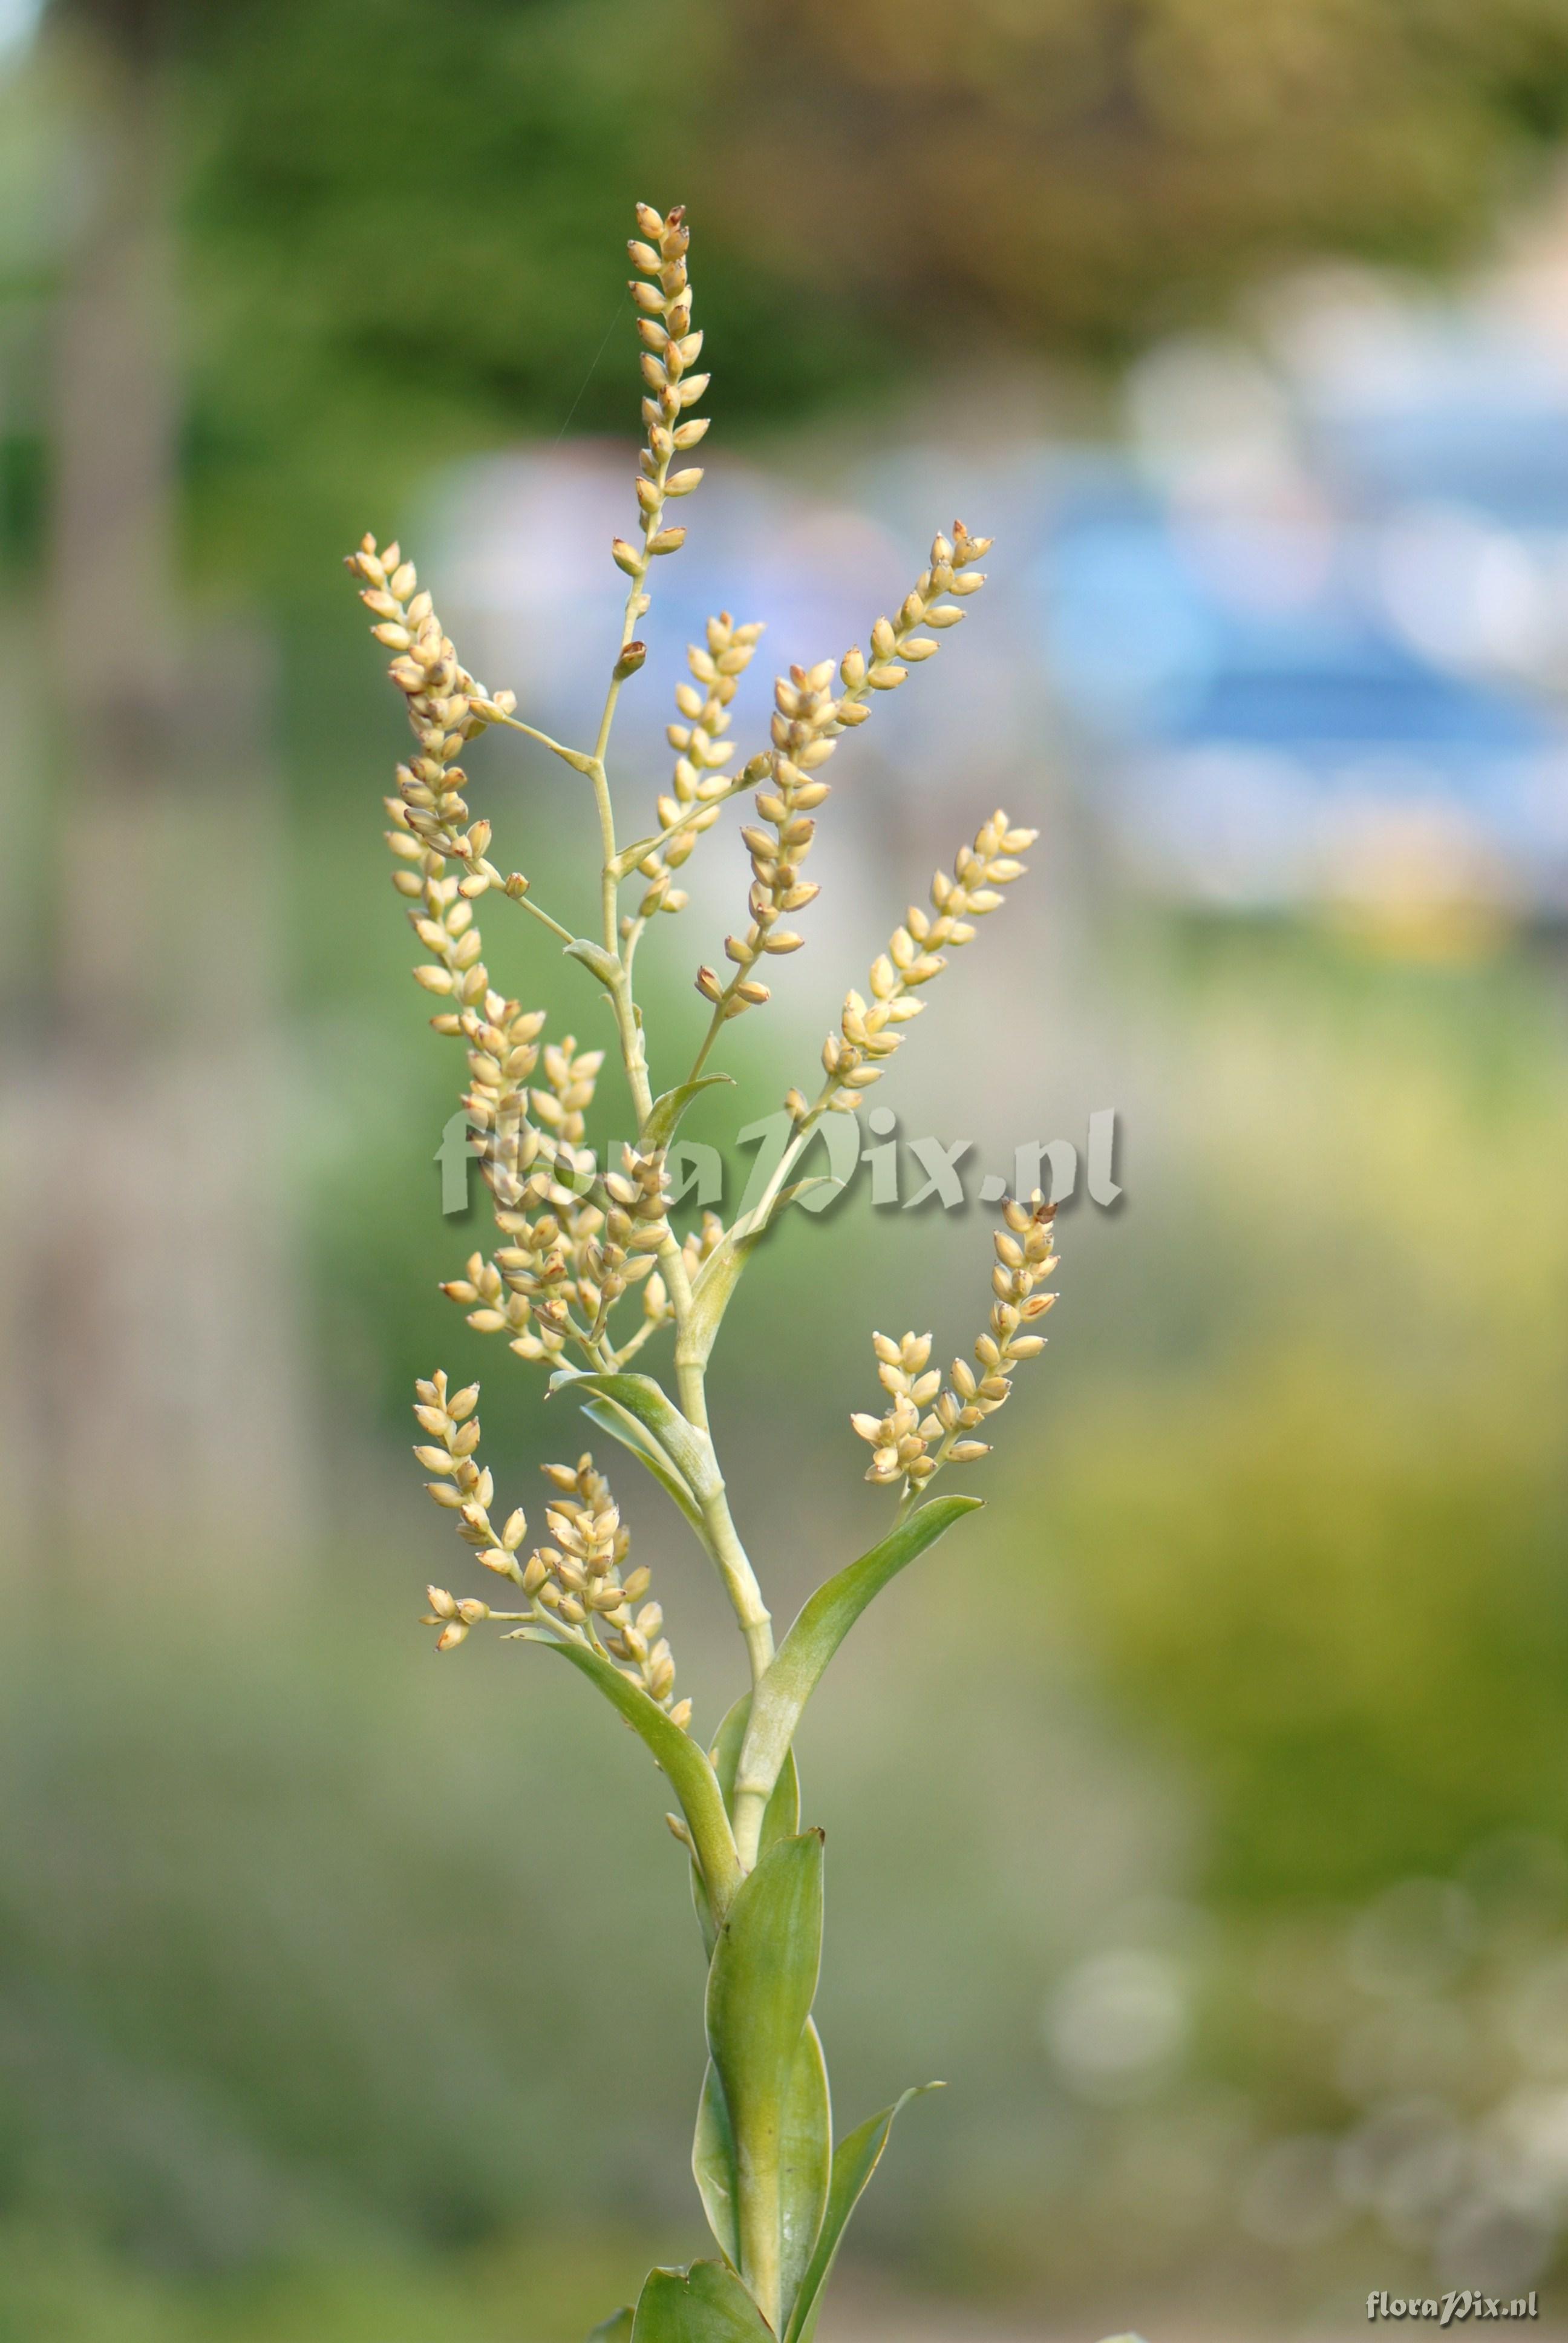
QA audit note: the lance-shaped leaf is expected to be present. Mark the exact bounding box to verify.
[588,2313,634,2343]
[735,1496,982,1818]
[639,1072,734,1153]
[692,2058,740,2267]
[631,2259,774,2343]
[706,1830,825,2332]
[777,2017,831,2328]
[784,2086,939,2343]
[693,2019,831,2326]
[550,1366,720,1501]
[519,1629,740,1919]
[693,1697,801,1955]
[580,1394,707,1543]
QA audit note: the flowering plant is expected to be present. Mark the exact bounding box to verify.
[347,203,1075,2343]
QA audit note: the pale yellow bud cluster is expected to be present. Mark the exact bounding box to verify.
[440,1034,606,1365]
[451,993,548,1209]
[350,536,540,1134]
[346,532,616,1353]
[347,532,515,886]
[694,658,835,1023]
[817,808,1036,1113]
[523,1453,690,1726]
[835,522,991,707]
[442,1027,668,1369]
[693,526,991,1044]
[679,1208,725,1282]
[531,1035,603,1171]
[582,1144,673,1341]
[635,615,767,920]
[851,1198,1059,1498]
[413,1372,525,1647]
[414,1412,690,1728]
[612,203,710,591]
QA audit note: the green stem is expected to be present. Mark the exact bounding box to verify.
[506,888,578,948]
[732,1781,770,1875]
[486,707,597,775]
[673,1335,774,1693]
[581,497,775,1705]
[685,1001,726,1086]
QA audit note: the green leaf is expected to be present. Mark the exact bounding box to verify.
[696,1697,801,1956]
[631,2259,774,2343]
[579,1395,707,1542]
[690,1856,718,1960]
[640,1072,734,1152]
[691,2019,829,2325]
[522,1630,739,1919]
[587,2314,634,2343]
[784,2086,940,2343]
[705,1831,825,2332]
[778,2018,831,2330]
[550,1366,719,1502]
[734,1495,983,1818]
[563,936,622,988]
[691,2059,739,2266]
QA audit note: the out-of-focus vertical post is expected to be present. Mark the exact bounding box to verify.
[3,0,310,1578]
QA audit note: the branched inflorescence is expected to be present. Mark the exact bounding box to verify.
[417,1374,689,1725]
[852,1196,1060,1506]
[801,808,1037,1121]
[613,203,711,598]
[347,204,1052,1771]
[347,195,1073,2343]
[694,527,993,1056]
[632,616,768,928]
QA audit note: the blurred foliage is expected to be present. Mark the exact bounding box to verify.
[716,0,1568,353]
[6,2,1568,2330]
[7,903,1566,2328]
[1031,929,1568,1908]
[22,0,1568,595]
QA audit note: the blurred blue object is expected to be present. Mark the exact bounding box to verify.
[1034,398,1568,919]
[431,272,1568,923]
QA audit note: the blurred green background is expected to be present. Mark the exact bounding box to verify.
[1,1,1567,2337]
